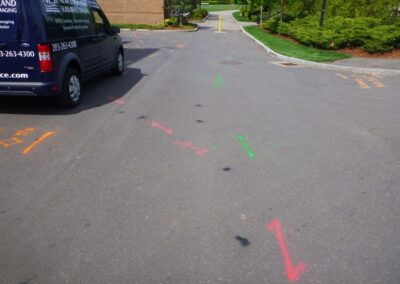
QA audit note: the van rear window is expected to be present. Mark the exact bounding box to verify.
[0,0,19,41]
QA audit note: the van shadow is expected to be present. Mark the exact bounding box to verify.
[0,48,158,115]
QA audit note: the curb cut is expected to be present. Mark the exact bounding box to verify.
[241,26,400,77]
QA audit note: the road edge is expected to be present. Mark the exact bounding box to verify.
[121,26,199,33]
[240,25,400,77]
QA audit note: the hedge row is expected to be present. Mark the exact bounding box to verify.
[263,16,400,54]
[192,9,208,20]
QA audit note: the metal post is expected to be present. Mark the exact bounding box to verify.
[320,0,327,27]
[219,15,222,32]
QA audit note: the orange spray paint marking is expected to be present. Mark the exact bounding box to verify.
[15,128,35,137]
[354,78,370,89]
[22,131,55,155]
[367,77,385,88]
[372,73,383,79]
[336,73,348,80]
[268,219,306,282]
[107,96,125,106]
[151,121,173,135]
[176,44,184,49]
[0,137,24,148]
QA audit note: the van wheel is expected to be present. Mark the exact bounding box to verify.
[111,50,124,76]
[58,68,81,108]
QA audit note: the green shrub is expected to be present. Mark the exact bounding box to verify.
[263,19,280,34]
[192,9,208,19]
[165,17,179,26]
[262,16,399,54]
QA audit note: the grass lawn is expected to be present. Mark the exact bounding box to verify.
[202,5,239,11]
[232,11,256,22]
[244,26,351,62]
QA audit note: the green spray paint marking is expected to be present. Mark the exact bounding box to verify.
[237,135,255,159]
[214,75,224,89]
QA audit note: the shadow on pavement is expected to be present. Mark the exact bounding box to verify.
[0,48,158,115]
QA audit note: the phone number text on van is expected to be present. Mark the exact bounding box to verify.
[0,50,35,58]
[52,41,77,52]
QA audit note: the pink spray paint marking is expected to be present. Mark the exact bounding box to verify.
[151,121,173,135]
[107,96,125,106]
[267,219,306,282]
[173,141,209,156]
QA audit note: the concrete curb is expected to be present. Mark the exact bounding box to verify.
[121,25,199,33]
[241,26,400,77]
[230,11,255,25]
[199,14,210,23]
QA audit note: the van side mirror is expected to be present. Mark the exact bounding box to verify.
[111,26,121,34]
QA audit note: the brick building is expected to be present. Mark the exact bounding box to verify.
[98,0,164,24]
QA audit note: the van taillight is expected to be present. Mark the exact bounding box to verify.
[37,44,53,73]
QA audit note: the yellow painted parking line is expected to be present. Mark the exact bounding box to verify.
[354,78,370,89]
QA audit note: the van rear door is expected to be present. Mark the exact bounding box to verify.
[0,0,41,83]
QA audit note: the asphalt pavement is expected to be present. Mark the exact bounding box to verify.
[1,12,400,284]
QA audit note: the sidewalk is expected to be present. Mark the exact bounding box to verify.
[205,11,400,73]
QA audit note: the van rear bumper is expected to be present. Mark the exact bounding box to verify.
[0,81,57,96]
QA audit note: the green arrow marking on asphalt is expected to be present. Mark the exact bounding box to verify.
[214,75,224,89]
[237,135,255,159]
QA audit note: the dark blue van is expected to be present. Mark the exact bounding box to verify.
[0,0,124,107]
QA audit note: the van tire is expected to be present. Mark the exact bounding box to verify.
[58,68,81,108]
[111,50,124,76]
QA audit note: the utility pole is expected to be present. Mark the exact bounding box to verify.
[260,1,263,26]
[319,0,327,27]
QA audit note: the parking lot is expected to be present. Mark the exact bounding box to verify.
[1,14,400,284]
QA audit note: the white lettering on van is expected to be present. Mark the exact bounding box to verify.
[0,0,17,13]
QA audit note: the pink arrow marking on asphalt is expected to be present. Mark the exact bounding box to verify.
[107,96,125,105]
[151,121,173,135]
[267,219,306,282]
